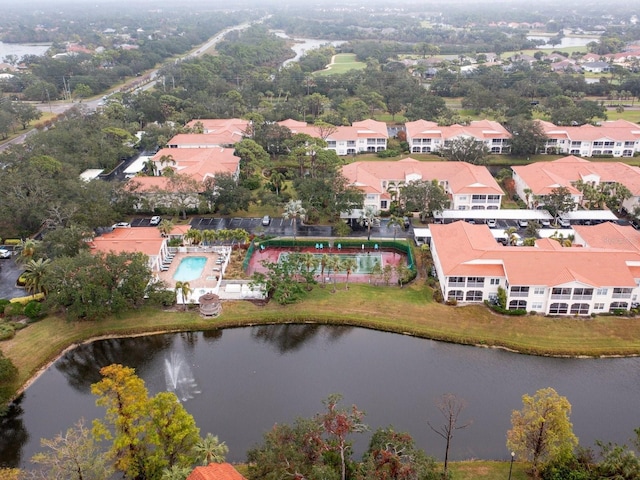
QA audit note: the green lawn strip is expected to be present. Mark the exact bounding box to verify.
[314,53,365,75]
[448,460,529,480]
[5,281,640,401]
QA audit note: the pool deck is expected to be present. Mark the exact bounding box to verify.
[155,247,264,303]
[157,250,223,292]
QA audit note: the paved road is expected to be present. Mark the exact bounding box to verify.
[0,256,25,300]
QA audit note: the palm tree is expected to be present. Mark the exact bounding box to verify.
[371,261,383,286]
[283,200,307,242]
[386,215,404,241]
[183,229,203,246]
[194,433,228,465]
[174,281,192,310]
[320,253,329,287]
[269,171,286,197]
[358,205,379,241]
[161,465,192,480]
[326,255,342,293]
[22,258,51,295]
[158,154,176,175]
[342,257,357,290]
[16,239,39,265]
[201,229,217,246]
[158,219,174,237]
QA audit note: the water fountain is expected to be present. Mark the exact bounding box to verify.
[164,352,200,402]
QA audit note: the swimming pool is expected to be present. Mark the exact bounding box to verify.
[173,256,207,282]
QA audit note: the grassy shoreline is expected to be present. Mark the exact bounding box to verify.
[3,280,640,402]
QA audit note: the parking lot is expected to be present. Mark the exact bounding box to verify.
[0,253,26,299]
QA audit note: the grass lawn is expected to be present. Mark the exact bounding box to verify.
[314,53,366,76]
[449,460,528,480]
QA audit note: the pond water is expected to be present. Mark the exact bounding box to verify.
[0,42,50,62]
[527,35,597,49]
[2,325,640,469]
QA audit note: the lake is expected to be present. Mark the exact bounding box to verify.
[2,325,640,469]
[0,42,50,62]
[272,31,346,68]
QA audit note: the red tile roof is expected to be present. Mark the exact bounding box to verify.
[342,158,502,196]
[405,119,510,141]
[431,221,640,288]
[90,227,166,257]
[187,463,247,480]
[512,155,640,196]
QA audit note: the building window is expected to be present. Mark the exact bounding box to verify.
[570,303,590,315]
[327,141,337,148]
[511,286,530,297]
[549,303,569,314]
[596,288,608,296]
[509,300,527,310]
[448,277,465,287]
[572,288,593,300]
[610,302,629,311]
[448,290,464,301]
[534,287,545,295]
[472,194,487,203]
[613,288,633,299]
[532,302,543,310]
[593,303,605,310]
[380,200,388,209]
[467,277,485,287]
[466,290,483,302]
[490,278,500,285]
[551,287,571,299]
[487,195,500,203]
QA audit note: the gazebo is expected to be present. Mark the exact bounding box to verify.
[198,292,221,317]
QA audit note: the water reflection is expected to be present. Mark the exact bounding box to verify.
[251,324,353,353]
[55,335,171,392]
[0,396,28,468]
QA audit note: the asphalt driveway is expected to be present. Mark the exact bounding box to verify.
[0,256,25,299]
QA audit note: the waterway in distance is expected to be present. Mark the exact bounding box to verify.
[2,325,640,469]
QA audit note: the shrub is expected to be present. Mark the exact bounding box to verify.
[430,287,443,303]
[23,301,43,321]
[3,239,20,246]
[0,324,15,341]
[445,298,458,306]
[0,354,18,381]
[146,289,176,307]
[0,299,9,315]
[4,303,23,319]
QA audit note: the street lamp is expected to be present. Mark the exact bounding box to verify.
[508,451,515,480]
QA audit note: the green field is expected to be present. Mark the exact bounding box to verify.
[315,53,366,76]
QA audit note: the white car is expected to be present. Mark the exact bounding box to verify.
[487,219,497,228]
[150,216,162,226]
[541,219,551,228]
[0,248,11,259]
[112,222,131,228]
[518,219,528,228]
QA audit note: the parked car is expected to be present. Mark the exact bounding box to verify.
[518,219,528,228]
[0,248,11,259]
[403,216,411,229]
[150,216,162,226]
[112,222,131,228]
[541,219,551,228]
[487,219,497,228]
[558,218,571,228]
[262,215,271,226]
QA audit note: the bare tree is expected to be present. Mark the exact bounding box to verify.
[428,393,472,478]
